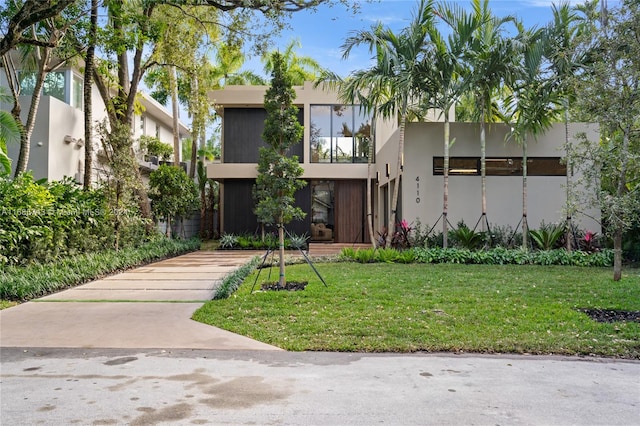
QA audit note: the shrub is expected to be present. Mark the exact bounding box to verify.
[212,256,260,299]
[451,222,486,250]
[0,237,200,301]
[529,223,564,251]
[409,218,430,248]
[219,233,238,248]
[0,175,146,266]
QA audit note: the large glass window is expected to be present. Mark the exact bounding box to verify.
[72,74,83,111]
[19,71,66,103]
[311,180,334,241]
[310,105,372,163]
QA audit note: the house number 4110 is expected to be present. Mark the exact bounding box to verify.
[416,176,420,204]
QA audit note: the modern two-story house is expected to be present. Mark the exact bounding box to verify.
[209,82,600,243]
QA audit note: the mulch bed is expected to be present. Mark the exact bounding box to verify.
[578,308,640,323]
[261,281,308,291]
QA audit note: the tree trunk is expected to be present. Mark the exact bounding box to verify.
[613,228,622,281]
[169,65,180,166]
[443,117,450,248]
[278,223,286,287]
[388,115,406,246]
[189,75,199,179]
[564,101,572,251]
[480,107,487,232]
[612,127,631,281]
[83,0,98,189]
[14,47,51,176]
[522,136,528,250]
[367,115,377,247]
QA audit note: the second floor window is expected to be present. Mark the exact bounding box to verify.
[310,105,372,163]
[19,70,84,111]
[20,71,66,102]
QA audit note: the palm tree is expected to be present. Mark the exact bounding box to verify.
[424,2,481,247]
[211,42,265,85]
[508,23,562,250]
[0,88,20,176]
[464,0,516,233]
[337,0,437,245]
[543,2,589,250]
[83,0,98,189]
[262,39,325,85]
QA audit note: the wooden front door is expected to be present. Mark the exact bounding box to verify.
[334,180,367,243]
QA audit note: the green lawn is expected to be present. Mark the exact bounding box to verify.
[193,263,640,358]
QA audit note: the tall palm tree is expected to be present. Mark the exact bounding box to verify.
[337,0,437,245]
[508,23,561,250]
[464,0,516,232]
[424,2,481,248]
[543,2,588,250]
[262,39,325,85]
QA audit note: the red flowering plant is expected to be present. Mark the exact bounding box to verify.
[580,230,601,253]
[391,219,413,250]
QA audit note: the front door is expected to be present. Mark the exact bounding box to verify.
[334,180,367,243]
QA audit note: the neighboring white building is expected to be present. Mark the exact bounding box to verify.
[1,57,190,184]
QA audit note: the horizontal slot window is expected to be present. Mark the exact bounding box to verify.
[433,157,566,176]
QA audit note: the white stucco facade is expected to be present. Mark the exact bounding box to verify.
[376,122,601,234]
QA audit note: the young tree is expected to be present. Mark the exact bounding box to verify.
[572,0,640,281]
[254,52,306,288]
[148,164,199,239]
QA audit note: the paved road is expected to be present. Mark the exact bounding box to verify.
[2,348,639,425]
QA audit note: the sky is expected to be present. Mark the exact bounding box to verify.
[240,0,618,79]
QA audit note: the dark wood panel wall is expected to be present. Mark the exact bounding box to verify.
[223,108,304,163]
[223,179,311,237]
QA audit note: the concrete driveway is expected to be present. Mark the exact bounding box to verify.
[0,251,280,350]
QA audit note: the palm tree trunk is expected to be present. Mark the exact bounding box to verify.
[388,115,406,246]
[480,108,487,232]
[564,103,572,251]
[366,116,377,247]
[14,48,51,176]
[169,65,180,166]
[522,136,528,250]
[189,74,199,179]
[443,117,450,248]
[83,0,98,189]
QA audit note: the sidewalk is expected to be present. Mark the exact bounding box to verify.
[0,251,281,350]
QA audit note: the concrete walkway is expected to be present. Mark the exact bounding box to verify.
[0,251,281,350]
